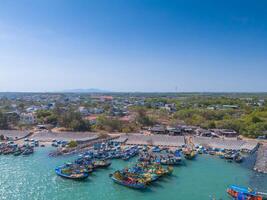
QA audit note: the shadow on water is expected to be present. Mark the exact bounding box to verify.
[138,187,153,193]
[149,182,164,188]
[241,151,257,170]
[239,150,267,192]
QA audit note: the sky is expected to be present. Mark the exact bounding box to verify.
[0,0,267,92]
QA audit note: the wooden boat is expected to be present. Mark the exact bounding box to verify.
[126,167,158,183]
[234,154,243,163]
[166,166,174,175]
[160,157,181,165]
[3,148,14,155]
[13,149,22,156]
[184,150,197,160]
[93,160,111,168]
[55,166,89,180]
[227,185,264,200]
[110,171,146,189]
[152,146,161,153]
[22,148,34,155]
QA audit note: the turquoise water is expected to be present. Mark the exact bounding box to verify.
[0,148,266,200]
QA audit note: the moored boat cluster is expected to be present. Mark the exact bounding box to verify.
[110,162,173,189]
[0,142,35,156]
[55,141,196,185]
[54,140,250,192]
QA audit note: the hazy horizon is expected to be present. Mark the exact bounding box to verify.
[0,0,267,92]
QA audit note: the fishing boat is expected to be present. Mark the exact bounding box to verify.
[152,146,161,153]
[160,156,181,165]
[126,166,158,183]
[184,149,197,160]
[93,159,111,168]
[22,148,34,155]
[227,185,265,200]
[13,149,22,156]
[110,171,146,189]
[234,154,244,163]
[55,165,89,180]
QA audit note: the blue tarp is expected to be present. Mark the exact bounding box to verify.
[230,185,257,196]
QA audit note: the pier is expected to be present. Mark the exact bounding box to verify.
[254,144,267,174]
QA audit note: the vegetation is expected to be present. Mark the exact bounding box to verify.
[0,111,8,129]
[58,110,91,132]
[0,93,266,138]
[68,140,78,148]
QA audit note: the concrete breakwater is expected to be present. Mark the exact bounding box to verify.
[115,134,259,152]
[254,144,267,174]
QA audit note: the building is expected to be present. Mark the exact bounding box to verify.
[212,129,238,137]
[166,126,182,135]
[149,125,166,134]
[20,113,37,125]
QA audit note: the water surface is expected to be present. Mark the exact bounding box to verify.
[0,148,266,200]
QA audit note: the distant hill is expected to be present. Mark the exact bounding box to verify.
[61,88,110,93]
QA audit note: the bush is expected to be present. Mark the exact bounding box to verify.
[68,140,78,148]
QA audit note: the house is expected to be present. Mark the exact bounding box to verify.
[166,126,182,135]
[149,125,166,134]
[88,108,104,114]
[78,106,89,116]
[212,129,238,137]
[20,113,37,125]
[84,115,98,125]
[222,105,239,109]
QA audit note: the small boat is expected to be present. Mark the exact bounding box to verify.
[13,149,22,156]
[110,171,146,189]
[152,146,161,153]
[234,155,243,163]
[184,150,197,160]
[93,160,111,169]
[55,166,89,180]
[160,157,181,165]
[22,148,34,155]
[227,185,264,200]
[166,166,174,175]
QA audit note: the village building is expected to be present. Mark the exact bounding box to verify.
[20,113,37,125]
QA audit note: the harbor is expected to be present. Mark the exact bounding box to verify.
[1,132,266,199]
[0,147,266,200]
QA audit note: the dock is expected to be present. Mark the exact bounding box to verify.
[254,144,267,174]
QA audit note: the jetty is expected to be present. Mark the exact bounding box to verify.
[254,144,267,174]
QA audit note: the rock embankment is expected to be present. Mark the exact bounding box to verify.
[254,144,267,174]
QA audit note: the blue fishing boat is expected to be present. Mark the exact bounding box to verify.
[55,165,89,180]
[227,185,265,200]
[152,146,161,153]
[22,148,34,155]
[110,171,146,189]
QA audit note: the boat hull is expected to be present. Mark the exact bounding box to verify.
[55,168,89,180]
[111,176,146,189]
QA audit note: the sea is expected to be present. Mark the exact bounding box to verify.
[0,148,266,200]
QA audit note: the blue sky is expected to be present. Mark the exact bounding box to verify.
[0,0,267,92]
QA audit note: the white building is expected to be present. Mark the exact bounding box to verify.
[20,113,37,125]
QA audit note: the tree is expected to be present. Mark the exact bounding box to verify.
[0,111,8,129]
[136,108,154,126]
[58,111,91,131]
